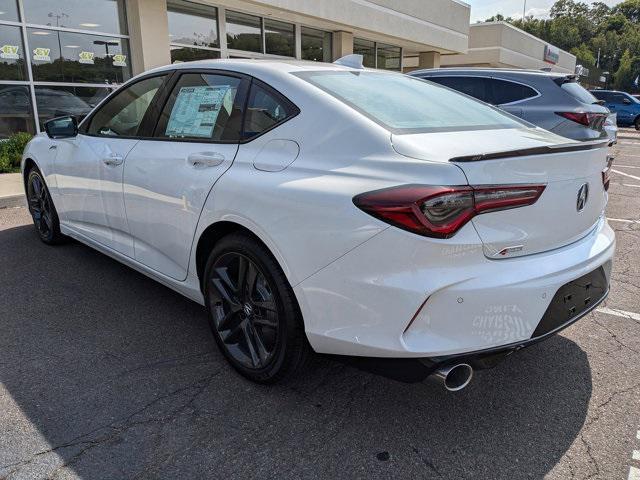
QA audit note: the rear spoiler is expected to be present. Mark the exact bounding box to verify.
[450,140,609,163]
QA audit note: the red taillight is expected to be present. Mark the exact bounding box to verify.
[353,184,546,238]
[602,155,614,191]
[556,111,606,128]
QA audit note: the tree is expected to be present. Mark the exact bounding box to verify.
[614,0,640,23]
[571,43,597,67]
[613,49,635,90]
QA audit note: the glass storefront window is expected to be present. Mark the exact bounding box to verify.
[28,28,131,84]
[22,0,127,35]
[0,85,35,138]
[0,0,19,22]
[35,85,111,128]
[226,10,262,53]
[264,19,294,57]
[353,38,375,68]
[170,46,220,63]
[377,43,401,71]
[301,27,331,62]
[168,1,218,48]
[0,24,27,80]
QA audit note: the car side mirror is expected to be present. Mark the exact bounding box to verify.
[44,115,78,139]
[623,97,632,105]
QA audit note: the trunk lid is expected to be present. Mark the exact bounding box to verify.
[392,127,610,258]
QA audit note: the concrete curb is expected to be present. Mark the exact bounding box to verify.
[0,195,25,209]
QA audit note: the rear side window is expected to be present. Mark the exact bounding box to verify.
[560,82,598,105]
[155,73,243,141]
[489,79,538,105]
[242,82,298,139]
[296,71,523,134]
[88,75,166,137]
[426,76,491,103]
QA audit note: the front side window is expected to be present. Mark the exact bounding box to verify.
[155,73,243,142]
[0,24,27,81]
[296,71,523,134]
[243,82,297,139]
[427,76,491,103]
[88,75,165,137]
[226,11,262,53]
[490,79,538,105]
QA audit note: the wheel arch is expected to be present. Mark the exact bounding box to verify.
[195,220,292,293]
[22,158,37,189]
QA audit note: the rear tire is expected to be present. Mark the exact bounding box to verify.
[26,168,65,245]
[203,233,310,383]
[635,117,640,130]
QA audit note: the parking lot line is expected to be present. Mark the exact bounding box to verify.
[634,450,640,461]
[622,184,640,188]
[596,307,640,322]
[607,218,640,224]
[615,165,640,169]
[613,169,640,181]
[630,466,640,480]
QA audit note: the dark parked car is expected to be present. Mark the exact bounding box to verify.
[410,68,609,142]
[591,90,640,129]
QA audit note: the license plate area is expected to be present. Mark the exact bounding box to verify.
[532,262,611,338]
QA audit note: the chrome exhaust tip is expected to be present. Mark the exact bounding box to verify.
[431,363,473,392]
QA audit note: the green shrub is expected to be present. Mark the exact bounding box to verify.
[0,132,33,174]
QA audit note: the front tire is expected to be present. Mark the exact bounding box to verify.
[26,168,65,245]
[203,233,309,383]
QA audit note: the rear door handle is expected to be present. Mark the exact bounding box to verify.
[103,153,124,166]
[187,152,225,168]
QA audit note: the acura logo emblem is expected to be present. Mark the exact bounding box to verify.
[577,183,589,212]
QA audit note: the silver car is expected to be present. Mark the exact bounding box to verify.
[410,68,610,142]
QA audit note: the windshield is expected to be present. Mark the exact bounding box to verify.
[294,70,524,134]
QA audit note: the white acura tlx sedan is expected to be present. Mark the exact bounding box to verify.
[22,57,615,390]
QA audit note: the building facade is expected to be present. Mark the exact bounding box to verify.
[0,0,470,137]
[435,22,576,74]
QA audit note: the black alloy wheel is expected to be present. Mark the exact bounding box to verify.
[204,234,309,383]
[27,169,64,244]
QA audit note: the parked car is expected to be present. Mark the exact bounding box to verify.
[590,89,640,129]
[22,58,615,390]
[604,112,618,144]
[410,68,609,142]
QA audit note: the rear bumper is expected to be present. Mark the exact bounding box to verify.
[295,217,615,358]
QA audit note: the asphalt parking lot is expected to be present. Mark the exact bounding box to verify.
[1,139,640,480]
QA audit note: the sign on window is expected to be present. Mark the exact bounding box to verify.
[165,85,230,138]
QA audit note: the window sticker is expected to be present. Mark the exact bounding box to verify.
[32,47,51,62]
[165,85,231,138]
[0,45,19,59]
[79,51,95,64]
[112,54,127,67]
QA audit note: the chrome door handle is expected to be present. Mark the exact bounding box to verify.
[49,145,57,150]
[103,153,124,166]
[187,152,225,168]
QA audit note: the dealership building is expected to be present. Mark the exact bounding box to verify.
[0,0,574,138]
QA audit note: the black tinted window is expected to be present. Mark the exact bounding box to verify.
[156,73,243,142]
[88,76,165,137]
[489,79,538,105]
[426,76,491,103]
[243,83,297,139]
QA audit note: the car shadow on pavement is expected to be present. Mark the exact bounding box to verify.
[0,223,592,480]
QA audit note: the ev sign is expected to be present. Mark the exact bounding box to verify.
[0,44,19,59]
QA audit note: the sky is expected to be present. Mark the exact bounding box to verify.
[467,0,623,23]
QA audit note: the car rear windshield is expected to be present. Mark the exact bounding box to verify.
[293,70,524,134]
[560,81,598,105]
